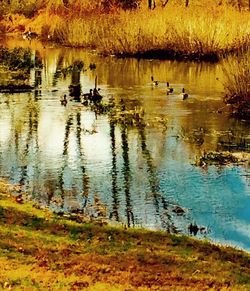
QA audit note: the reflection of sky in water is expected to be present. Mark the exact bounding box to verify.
[159,160,250,250]
[0,40,250,251]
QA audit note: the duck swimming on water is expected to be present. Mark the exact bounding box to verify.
[23,27,38,40]
[181,88,189,100]
[60,94,67,106]
[92,88,102,103]
[166,82,174,94]
[82,89,93,105]
[151,76,159,86]
[82,89,93,100]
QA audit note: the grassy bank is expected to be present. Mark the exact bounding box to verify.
[1,3,250,61]
[1,181,250,290]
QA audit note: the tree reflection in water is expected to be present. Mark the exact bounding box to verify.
[109,119,120,222]
[1,44,250,249]
[106,97,179,230]
[76,112,89,209]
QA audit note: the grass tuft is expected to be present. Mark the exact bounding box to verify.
[223,50,250,118]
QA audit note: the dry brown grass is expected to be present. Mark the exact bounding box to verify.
[1,2,250,60]
[223,50,250,118]
[32,4,250,61]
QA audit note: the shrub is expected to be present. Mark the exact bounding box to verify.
[0,0,44,17]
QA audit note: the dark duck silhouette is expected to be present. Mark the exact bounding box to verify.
[82,89,93,100]
[188,223,199,235]
[60,94,67,106]
[92,88,102,103]
[166,82,174,94]
[151,76,159,86]
[23,27,38,40]
[92,76,103,103]
[82,89,93,105]
[181,88,189,100]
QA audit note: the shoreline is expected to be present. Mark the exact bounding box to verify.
[1,180,250,289]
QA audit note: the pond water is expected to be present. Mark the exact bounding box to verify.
[0,37,250,251]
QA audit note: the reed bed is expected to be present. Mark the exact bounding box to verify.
[223,50,250,118]
[1,2,250,61]
[30,4,250,61]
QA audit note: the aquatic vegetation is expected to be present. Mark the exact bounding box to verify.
[64,60,84,73]
[195,151,249,166]
[109,105,145,127]
[0,47,42,92]
[218,130,250,152]
[0,83,34,93]
[0,46,35,70]
[223,51,250,118]
[45,5,249,61]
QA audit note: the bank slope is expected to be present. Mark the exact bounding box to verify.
[0,181,250,290]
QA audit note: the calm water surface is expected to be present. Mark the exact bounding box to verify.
[0,38,250,251]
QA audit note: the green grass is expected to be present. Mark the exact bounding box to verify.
[1,180,250,290]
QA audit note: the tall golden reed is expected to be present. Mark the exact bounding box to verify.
[36,3,250,60]
[223,50,250,117]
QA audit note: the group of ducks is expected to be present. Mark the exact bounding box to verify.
[61,76,188,106]
[60,87,103,106]
[82,88,102,105]
[151,76,189,100]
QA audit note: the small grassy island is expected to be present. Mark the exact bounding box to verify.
[1,180,250,290]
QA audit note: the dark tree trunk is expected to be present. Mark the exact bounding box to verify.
[185,0,189,7]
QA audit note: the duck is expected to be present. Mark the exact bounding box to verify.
[188,222,199,235]
[181,88,189,100]
[23,27,38,40]
[92,88,102,103]
[151,76,159,86]
[166,82,174,94]
[60,94,67,106]
[82,89,93,100]
[82,89,93,105]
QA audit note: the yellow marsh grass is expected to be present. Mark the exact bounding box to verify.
[223,51,250,117]
[37,5,250,58]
